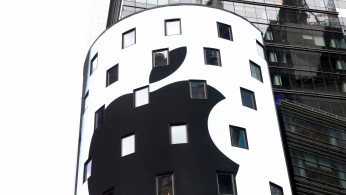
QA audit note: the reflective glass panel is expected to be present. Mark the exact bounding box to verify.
[170,124,188,144]
[121,134,135,157]
[107,64,119,86]
[123,29,136,48]
[204,48,221,66]
[217,22,232,40]
[157,174,173,195]
[240,88,256,110]
[134,87,149,107]
[165,19,181,36]
[230,126,248,149]
[217,173,235,194]
[190,81,207,99]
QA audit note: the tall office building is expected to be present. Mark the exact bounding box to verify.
[75,1,346,195]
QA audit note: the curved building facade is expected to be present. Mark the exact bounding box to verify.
[75,5,292,195]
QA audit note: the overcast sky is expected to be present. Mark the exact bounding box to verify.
[0,1,92,194]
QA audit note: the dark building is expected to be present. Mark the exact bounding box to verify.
[75,1,346,195]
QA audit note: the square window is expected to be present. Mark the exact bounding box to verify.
[230,125,248,149]
[94,105,105,130]
[165,19,181,36]
[272,75,282,86]
[83,158,92,183]
[217,173,236,195]
[90,53,98,75]
[84,91,89,112]
[217,22,233,41]
[153,49,169,67]
[269,182,284,195]
[189,81,207,99]
[103,188,115,195]
[121,134,135,157]
[256,41,265,58]
[106,64,119,87]
[122,28,136,48]
[249,61,263,82]
[240,88,256,110]
[204,48,221,66]
[134,86,149,107]
[156,174,174,195]
[170,124,188,144]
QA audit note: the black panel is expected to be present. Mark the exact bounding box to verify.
[149,47,187,84]
[88,81,239,195]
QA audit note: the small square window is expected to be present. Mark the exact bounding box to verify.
[156,174,174,195]
[256,41,265,58]
[103,188,115,195]
[217,22,232,41]
[134,86,149,107]
[106,64,119,87]
[189,81,207,99]
[272,75,282,86]
[240,88,256,110]
[170,124,188,144]
[230,125,248,149]
[94,105,105,130]
[153,49,169,67]
[122,28,136,48]
[217,173,237,195]
[84,91,89,112]
[269,182,284,195]
[250,61,263,82]
[90,53,98,75]
[121,134,135,157]
[204,48,221,66]
[83,158,92,183]
[165,19,181,36]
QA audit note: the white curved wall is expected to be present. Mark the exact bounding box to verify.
[76,5,292,195]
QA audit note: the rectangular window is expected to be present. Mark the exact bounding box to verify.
[156,174,174,195]
[240,88,256,110]
[165,19,181,36]
[103,188,115,195]
[217,173,237,195]
[90,53,98,75]
[249,61,263,82]
[189,80,207,99]
[217,22,233,41]
[122,28,136,48]
[256,41,265,58]
[84,91,89,111]
[121,134,135,157]
[134,86,149,107]
[106,64,119,87]
[170,124,188,144]
[204,48,221,66]
[269,182,284,195]
[272,75,282,86]
[94,105,105,130]
[83,158,92,183]
[230,125,248,149]
[153,49,169,67]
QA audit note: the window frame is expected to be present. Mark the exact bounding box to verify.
[94,105,105,130]
[83,158,92,183]
[133,86,150,108]
[106,64,119,87]
[269,182,284,195]
[216,172,237,195]
[156,173,175,195]
[121,133,136,157]
[249,60,263,82]
[256,40,265,59]
[90,53,98,75]
[122,28,136,49]
[229,125,249,149]
[189,80,208,99]
[169,123,188,145]
[217,22,233,41]
[240,87,257,110]
[165,19,181,36]
[204,47,222,66]
[152,48,169,67]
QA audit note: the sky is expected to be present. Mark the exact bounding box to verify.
[0,1,92,194]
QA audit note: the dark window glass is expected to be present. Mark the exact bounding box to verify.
[240,88,256,110]
[204,48,221,66]
[94,105,105,130]
[153,49,169,67]
[270,182,284,195]
[230,126,248,149]
[106,64,119,87]
[190,81,207,99]
[217,173,236,195]
[103,188,114,195]
[250,61,262,82]
[217,22,233,41]
[90,53,98,75]
[156,174,173,195]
